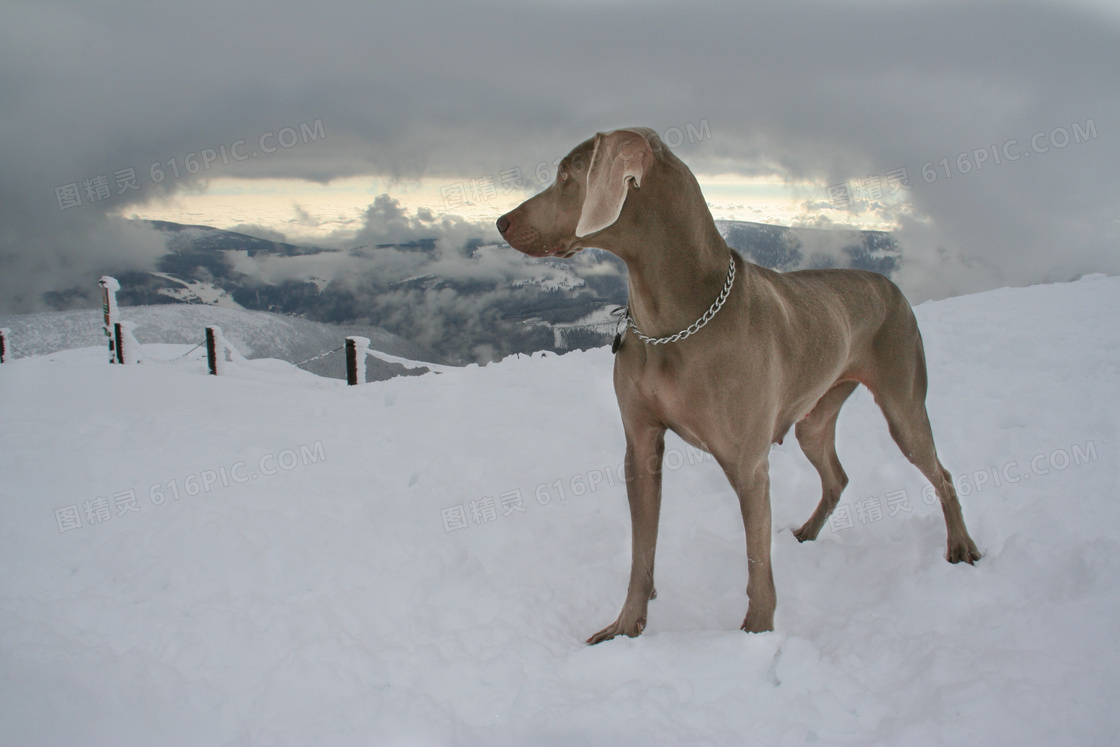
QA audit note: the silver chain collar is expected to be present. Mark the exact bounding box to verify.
[619,255,736,347]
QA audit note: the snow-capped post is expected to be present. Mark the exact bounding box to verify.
[205,326,244,375]
[99,276,120,364]
[346,336,370,385]
[0,328,9,363]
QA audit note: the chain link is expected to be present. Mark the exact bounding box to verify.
[624,255,736,346]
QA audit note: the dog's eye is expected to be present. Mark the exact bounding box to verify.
[558,170,569,183]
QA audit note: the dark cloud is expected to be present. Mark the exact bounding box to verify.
[1,0,1117,312]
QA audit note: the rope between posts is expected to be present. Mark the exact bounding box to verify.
[177,340,205,359]
[295,345,345,368]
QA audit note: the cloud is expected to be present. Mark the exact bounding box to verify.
[1,0,1117,313]
[338,194,500,255]
[0,210,167,311]
[229,193,606,292]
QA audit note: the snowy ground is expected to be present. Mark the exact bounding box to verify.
[1,274,1117,746]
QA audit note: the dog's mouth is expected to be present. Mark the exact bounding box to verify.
[498,213,584,259]
[548,245,583,259]
[543,240,584,259]
[500,224,584,258]
[510,240,582,259]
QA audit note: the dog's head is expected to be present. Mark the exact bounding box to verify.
[497,127,659,258]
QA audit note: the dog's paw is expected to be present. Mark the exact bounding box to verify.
[587,615,646,645]
[792,520,822,543]
[741,608,775,634]
[946,537,982,565]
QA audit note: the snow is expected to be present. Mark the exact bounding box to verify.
[366,348,458,374]
[511,272,585,292]
[149,272,247,309]
[1,274,1118,746]
[551,304,620,348]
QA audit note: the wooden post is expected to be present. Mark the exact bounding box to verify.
[346,338,359,385]
[0,328,9,363]
[114,323,125,364]
[206,326,218,375]
[346,336,370,386]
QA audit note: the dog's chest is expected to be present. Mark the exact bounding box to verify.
[622,353,733,447]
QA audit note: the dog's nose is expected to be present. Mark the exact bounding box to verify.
[496,214,511,235]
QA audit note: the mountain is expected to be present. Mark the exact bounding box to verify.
[715,220,899,275]
[108,220,338,312]
[52,219,901,364]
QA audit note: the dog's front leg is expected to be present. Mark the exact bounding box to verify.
[587,424,665,644]
[725,452,777,633]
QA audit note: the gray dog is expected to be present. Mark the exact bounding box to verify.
[497,127,980,644]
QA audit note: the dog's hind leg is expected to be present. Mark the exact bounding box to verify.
[877,392,981,564]
[867,326,981,564]
[793,380,859,542]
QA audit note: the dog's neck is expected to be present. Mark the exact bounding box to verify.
[608,175,735,341]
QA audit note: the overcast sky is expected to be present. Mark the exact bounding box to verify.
[2,0,1117,313]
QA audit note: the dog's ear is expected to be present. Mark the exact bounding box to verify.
[575,129,654,238]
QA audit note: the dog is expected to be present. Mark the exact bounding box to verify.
[497,127,980,644]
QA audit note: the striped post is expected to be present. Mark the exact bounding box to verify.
[99,276,120,364]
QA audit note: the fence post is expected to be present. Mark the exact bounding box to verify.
[114,323,125,364]
[0,328,9,363]
[346,336,370,386]
[345,338,358,385]
[206,326,218,375]
[99,276,120,364]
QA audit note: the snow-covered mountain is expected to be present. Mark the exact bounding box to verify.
[46,219,902,364]
[715,220,899,275]
[1,274,1116,745]
[0,304,444,382]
